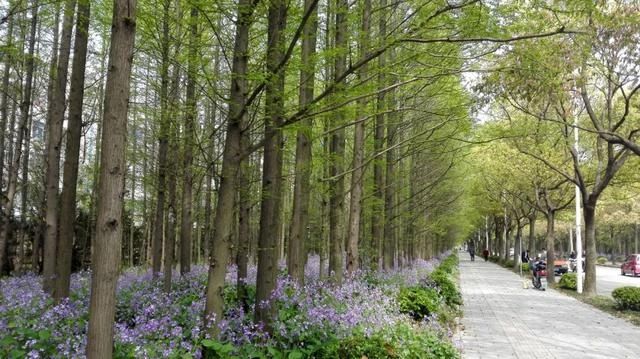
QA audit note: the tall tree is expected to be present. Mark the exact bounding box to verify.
[204,0,258,337]
[0,0,38,274]
[371,0,387,270]
[328,0,348,283]
[55,0,90,300]
[255,0,288,329]
[86,0,137,355]
[346,0,371,273]
[0,0,15,193]
[43,0,76,293]
[151,0,171,278]
[287,0,318,284]
[180,4,199,275]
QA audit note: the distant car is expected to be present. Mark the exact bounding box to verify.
[554,258,569,276]
[621,254,640,277]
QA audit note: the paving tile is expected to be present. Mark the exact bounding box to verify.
[459,252,640,359]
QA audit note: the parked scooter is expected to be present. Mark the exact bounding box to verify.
[531,259,547,290]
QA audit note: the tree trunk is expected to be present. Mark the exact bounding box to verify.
[371,0,386,270]
[180,6,198,275]
[0,1,37,275]
[152,0,171,278]
[583,202,597,296]
[528,213,536,255]
[329,0,347,282]
[545,210,556,284]
[163,138,177,292]
[287,0,317,284]
[55,0,90,301]
[0,1,15,192]
[43,0,76,293]
[237,128,251,311]
[346,0,371,274]
[383,100,397,270]
[513,222,523,269]
[86,0,136,355]
[204,0,256,337]
[255,0,287,330]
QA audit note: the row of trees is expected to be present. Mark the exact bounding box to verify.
[468,1,640,295]
[0,0,607,356]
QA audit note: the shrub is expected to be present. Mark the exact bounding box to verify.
[503,260,515,268]
[558,273,577,290]
[612,286,640,311]
[438,254,458,274]
[597,256,607,265]
[489,255,501,263]
[430,270,462,307]
[338,324,459,359]
[520,263,530,272]
[398,286,441,320]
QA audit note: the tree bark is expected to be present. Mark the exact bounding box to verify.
[383,91,397,270]
[583,202,597,296]
[86,0,136,355]
[55,0,90,301]
[371,0,386,271]
[545,210,556,284]
[204,0,257,337]
[0,0,15,192]
[0,0,38,275]
[255,0,287,330]
[528,212,536,255]
[287,0,317,284]
[329,0,348,282]
[513,222,523,270]
[43,0,76,293]
[152,0,171,278]
[180,6,198,275]
[346,0,371,274]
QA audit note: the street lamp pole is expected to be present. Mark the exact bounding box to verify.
[575,118,583,294]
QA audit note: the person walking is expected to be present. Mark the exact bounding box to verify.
[483,249,489,261]
[468,240,476,261]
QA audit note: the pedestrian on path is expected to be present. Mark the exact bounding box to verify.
[468,240,475,261]
[483,248,489,261]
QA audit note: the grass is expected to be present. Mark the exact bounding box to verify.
[553,285,640,327]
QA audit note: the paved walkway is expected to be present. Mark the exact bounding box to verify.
[459,252,640,358]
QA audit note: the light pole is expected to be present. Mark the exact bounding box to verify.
[574,118,583,294]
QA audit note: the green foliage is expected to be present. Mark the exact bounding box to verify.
[612,287,640,311]
[521,263,530,272]
[438,254,459,274]
[338,324,459,359]
[0,326,56,359]
[430,270,462,307]
[597,257,607,265]
[558,273,577,290]
[398,286,441,320]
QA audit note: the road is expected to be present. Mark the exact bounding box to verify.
[596,265,640,297]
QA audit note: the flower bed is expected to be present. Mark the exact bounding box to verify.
[0,254,461,358]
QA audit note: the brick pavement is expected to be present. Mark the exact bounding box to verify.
[459,252,640,358]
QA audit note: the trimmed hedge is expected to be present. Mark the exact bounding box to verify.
[612,286,640,311]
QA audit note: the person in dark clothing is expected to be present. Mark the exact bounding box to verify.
[482,249,489,261]
[468,241,475,261]
[521,250,530,264]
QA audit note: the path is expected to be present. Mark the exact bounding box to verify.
[459,252,640,358]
